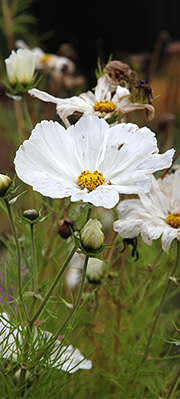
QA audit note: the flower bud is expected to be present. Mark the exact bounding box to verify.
[86,258,104,284]
[22,209,39,221]
[5,49,36,86]
[0,174,12,197]
[57,218,75,239]
[80,219,104,252]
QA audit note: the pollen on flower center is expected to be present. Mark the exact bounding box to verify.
[77,170,105,190]
[93,100,117,113]
[166,213,180,229]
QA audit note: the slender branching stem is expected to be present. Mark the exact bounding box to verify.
[4,198,27,318]
[141,241,180,364]
[30,224,38,294]
[29,245,77,326]
[21,94,33,132]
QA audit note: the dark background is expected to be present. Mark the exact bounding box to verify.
[31,0,180,84]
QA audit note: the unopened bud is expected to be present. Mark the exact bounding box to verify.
[22,209,39,221]
[86,258,104,284]
[0,174,12,197]
[58,218,75,239]
[80,219,104,252]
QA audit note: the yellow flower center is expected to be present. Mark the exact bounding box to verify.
[93,100,117,113]
[40,54,53,64]
[166,213,180,229]
[77,170,105,190]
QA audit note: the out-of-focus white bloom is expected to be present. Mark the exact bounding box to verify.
[28,74,154,127]
[113,170,180,253]
[0,313,92,373]
[15,40,75,78]
[5,49,36,85]
[14,115,174,210]
[66,253,84,290]
[86,258,104,283]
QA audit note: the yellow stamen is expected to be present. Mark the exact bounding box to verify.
[166,213,180,229]
[40,54,53,64]
[77,170,105,190]
[93,100,117,113]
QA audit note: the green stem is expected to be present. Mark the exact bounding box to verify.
[30,255,89,365]
[141,241,180,364]
[4,198,27,317]
[54,255,89,338]
[29,245,77,326]
[21,94,33,132]
[30,224,38,293]
[165,366,180,398]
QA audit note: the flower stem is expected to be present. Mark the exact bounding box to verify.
[54,254,89,337]
[30,223,38,293]
[165,365,180,398]
[4,198,27,318]
[141,241,180,364]
[21,93,33,132]
[30,255,89,365]
[29,245,77,326]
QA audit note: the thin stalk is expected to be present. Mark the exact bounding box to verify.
[30,255,89,366]
[21,94,33,132]
[54,255,89,338]
[4,198,27,318]
[30,224,38,293]
[165,366,180,398]
[141,241,180,364]
[29,245,77,326]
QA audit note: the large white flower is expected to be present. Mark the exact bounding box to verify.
[14,115,174,209]
[113,169,180,253]
[5,49,36,85]
[28,74,155,127]
[0,313,92,373]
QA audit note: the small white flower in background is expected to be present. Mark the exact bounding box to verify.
[15,40,75,77]
[113,169,180,253]
[66,253,84,290]
[14,115,174,209]
[28,74,155,127]
[0,313,92,373]
[5,49,36,85]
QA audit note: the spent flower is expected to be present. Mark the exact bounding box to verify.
[29,73,155,127]
[14,115,174,209]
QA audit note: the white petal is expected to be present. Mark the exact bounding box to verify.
[68,114,108,171]
[71,186,119,209]
[161,227,179,253]
[29,88,59,104]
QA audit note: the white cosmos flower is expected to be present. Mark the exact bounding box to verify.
[28,74,155,127]
[113,169,180,253]
[0,313,92,373]
[5,49,36,85]
[14,115,174,210]
[15,39,75,77]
